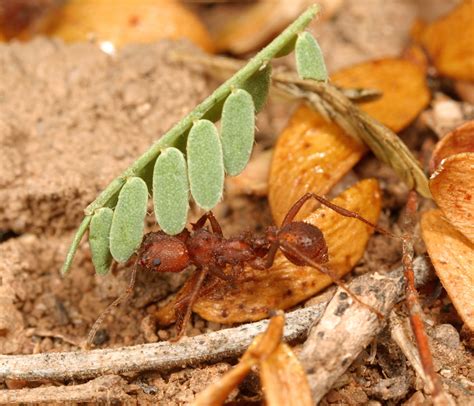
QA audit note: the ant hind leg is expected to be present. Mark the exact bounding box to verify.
[282,192,396,238]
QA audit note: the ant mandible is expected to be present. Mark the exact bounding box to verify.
[87,192,393,346]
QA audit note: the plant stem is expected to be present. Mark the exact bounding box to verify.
[61,5,319,274]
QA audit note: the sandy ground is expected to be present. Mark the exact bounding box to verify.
[0,0,472,404]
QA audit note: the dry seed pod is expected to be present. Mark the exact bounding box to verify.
[241,64,272,113]
[421,209,474,331]
[430,152,474,243]
[221,89,255,176]
[260,343,312,406]
[187,120,224,211]
[49,0,214,52]
[153,148,189,235]
[109,177,148,263]
[269,105,366,224]
[331,58,430,132]
[416,0,474,81]
[429,120,474,173]
[295,31,328,82]
[89,207,113,275]
[156,179,380,325]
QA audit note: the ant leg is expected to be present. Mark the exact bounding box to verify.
[280,240,383,318]
[193,212,223,236]
[282,193,396,238]
[85,260,138,349]
[208,264,234,283]
[172,267,209,342]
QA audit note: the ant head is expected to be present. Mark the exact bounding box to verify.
[278,221,329,266]
[138,231,190,273]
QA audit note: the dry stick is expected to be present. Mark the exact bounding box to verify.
[0,258,430,384]
[0,375,131,404]
[299,256,432,404]
[401,192,453,406]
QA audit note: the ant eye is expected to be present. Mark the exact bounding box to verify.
[152,258,161,267]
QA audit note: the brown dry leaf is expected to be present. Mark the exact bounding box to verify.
[211,0,342,54]
[49,0,214,52]
[331,58,431,132]
[192,313,285,406]
[421,209,474,331]
[269,104,366,224]
[417,0,474,81]
[154,178,380,325]
[430,152,474,242]
[260,342,312,406]
[430,120,474,173]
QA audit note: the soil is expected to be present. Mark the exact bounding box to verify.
[0,1,473,405]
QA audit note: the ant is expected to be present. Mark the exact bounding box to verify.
[86,192,395,347]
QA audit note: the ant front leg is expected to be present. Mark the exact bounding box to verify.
[192,211,223,236]
[172,266,209,341]
[282,192,396,238]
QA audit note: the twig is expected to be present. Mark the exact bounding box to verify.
[390,312,428,382]
[0,258,431,384]
[402,192,453,406]
[0,375,131,404]
[299,256,432,404]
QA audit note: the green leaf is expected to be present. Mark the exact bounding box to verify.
[109,177,148,263]
[221,89,255,176]
[153,148,189,235]
[274,35,297,58]
[295,32,327,82]
[241,64,272,112]
[187,120,224,210]
[89,208,113,275]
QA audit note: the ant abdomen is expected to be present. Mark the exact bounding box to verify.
[278,222,329,266]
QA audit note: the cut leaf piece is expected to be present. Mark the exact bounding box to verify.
[269,105,366,225]
[155,179,380,325]
[153,148,189,235]
[187,120,224,210]
[430,120,474,173]
[221,89,255,176]
[260,343,312,406]
[421,209,474,331]
[241,64,272,113]
[416,0,474,81]
[429,152,474,243]
[295,32,328,82]
[89,208,113,275]
[109,177,148,263]
[331,58,430,132]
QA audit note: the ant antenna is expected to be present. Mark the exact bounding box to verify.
[280,241,384,319]
[85,260,138,349]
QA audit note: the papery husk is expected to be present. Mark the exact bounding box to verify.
[421,209,474,331]
[156,179,381,325]
[49,0,214,52]
[430,152,474,243]
[269,105,366,224]
[191,313,285,406]
[260,343,312,406]
[331,58,431,132]
[430,120,474,173]
[416,0,474,81]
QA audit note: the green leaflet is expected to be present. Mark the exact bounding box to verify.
[89,208,113,275]
[221,89,255,176]
[241,64,272,113]
[109,177,148,263]
[187,120,224,210]
[274,35,297,58]
[153,148,189,235]
[295,32,327,82]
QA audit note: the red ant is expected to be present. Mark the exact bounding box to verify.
[86,192,394,347]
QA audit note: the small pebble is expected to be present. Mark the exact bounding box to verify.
[158,329,170,341]
[433,323,461,349]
